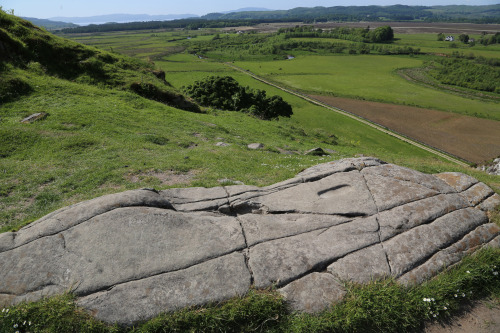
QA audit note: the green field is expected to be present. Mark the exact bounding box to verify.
[2,12,500,332]
[233,55,499,120]
[394,33,500,58]
[65,29,499,120]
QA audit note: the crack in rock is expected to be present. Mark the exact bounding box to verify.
[1,157,499,325]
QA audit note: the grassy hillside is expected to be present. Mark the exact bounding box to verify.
[0,11,197,111]
[2,10,499,232]
[1,10,500,332]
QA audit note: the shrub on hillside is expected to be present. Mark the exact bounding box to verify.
[183,76,292,120]
[0,76,32,103]
[130,82,201,113]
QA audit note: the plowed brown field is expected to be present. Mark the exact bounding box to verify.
[311,95,500,164]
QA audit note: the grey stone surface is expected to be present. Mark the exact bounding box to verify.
[304,147,327,156]
[247,170,378,216]
[77,252,250,326]
[240,214,351,247]
[327,243,391,284]
[363,172,439,212]
[279,273,346,313]
[247,143,264,149]
[377,193,469,241]
[435,172,478,192]
[480,193,500,211]
[384,208,487,277]
[460,182,494,206]
[398,223,500,286]
[1,157,499,325]
[249,216,380,288]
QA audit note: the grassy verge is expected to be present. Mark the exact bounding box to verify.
[2,246,499,332]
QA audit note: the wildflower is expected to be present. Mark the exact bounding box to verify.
[1,308,4,313]
[29,321,31,325]
[462,293,466,297]
[494,271,498,276]
[433,314,437,318]
[23,321,26,325]
[443,306,448,310]
[466,270,470,273]
[454,294,458,297]
[431,298,435,302]
[13,324,18,328]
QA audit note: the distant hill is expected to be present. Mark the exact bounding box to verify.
[49,13,199,25]
[201,4,500,22]
[222,7,272,14]
[20,17,78,30]
[59,4,500,34]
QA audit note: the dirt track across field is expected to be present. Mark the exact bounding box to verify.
[311,95,500,164]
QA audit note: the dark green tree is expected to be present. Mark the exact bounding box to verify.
[459,34,469,43]
[183,76,293,119]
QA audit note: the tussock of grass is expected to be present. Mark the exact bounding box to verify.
[2,248,499,332]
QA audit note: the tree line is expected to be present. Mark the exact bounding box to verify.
[278,25,394,43]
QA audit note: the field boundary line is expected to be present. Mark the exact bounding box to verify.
[225,62,471,168]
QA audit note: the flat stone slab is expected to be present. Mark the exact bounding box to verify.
[1,157,499,325]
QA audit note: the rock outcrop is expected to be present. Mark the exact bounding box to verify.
[1,157,499,325]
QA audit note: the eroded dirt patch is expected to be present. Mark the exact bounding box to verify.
[423,299,500,333]
[311,95,500,164]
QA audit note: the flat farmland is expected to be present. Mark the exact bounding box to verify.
[235,55,500,121]
[311,95,500,164]
[252,21,500,35]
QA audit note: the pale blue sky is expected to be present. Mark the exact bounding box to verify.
[1,0,497,19]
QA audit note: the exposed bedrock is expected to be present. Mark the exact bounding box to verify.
[1,157,499,325]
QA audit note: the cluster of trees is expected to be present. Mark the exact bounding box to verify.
[437,32,500,45]
[278,25,394,43]
[186,28,416,61]
[477,32,500,45]
[429,57,500,93]
[60,19,273,34]
[183,76,292,119]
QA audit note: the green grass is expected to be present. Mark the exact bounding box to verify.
[394,33,500,58]
[64,29,500,120]
[4,48,499,233]
[233,54,500,120]
[2,14,500,332]
[3,60,466,233]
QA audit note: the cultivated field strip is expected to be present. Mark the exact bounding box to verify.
[226,63,471,168]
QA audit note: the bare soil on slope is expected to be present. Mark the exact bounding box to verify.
[422,299,500,333]
[310,95,500,164]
